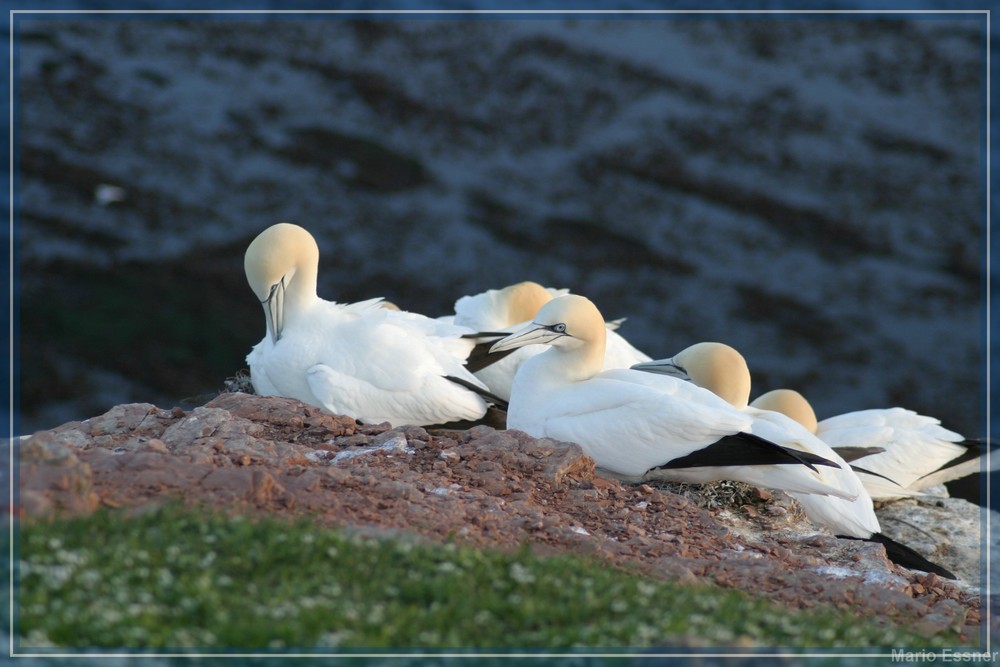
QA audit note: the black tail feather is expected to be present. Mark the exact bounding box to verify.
[842,532,957,580]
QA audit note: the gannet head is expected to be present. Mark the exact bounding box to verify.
[750,389,819,434]
[245,223,320,343]
[633,342,751,409]
[499,281,555,325]
[489,294,607,367]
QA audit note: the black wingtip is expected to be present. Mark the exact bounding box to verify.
[832,446,887,463]
[443,375,509,411]
[463,340,520,373]
[461,331,512,339]
[859,532,957,580]
[653,431,841,473]
[915,438,993,484]
[849,464,905,488]
[428,405,508,431]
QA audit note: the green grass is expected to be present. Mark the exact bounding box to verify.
[13,505,968,652]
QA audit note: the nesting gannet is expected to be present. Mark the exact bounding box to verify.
[244,223,490,427]
[751,389,991,500]
[489,296,854,499]
[635,343,955,578]
[452,281,652,401]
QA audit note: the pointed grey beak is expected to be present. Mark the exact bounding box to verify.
[630,357,691,381]
[262,278,286,343]
[489,321,568,353]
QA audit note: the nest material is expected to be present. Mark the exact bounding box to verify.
[223,369,256,395]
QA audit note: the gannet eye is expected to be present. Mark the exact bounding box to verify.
[552,323,567,334]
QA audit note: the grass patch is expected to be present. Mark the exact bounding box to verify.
[14,505,966,651]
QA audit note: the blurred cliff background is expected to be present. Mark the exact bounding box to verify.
[14,10,986,445]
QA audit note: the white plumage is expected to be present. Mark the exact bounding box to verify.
[632,342,877,538]
[244,223,489,427]
[751,389,986,500]
[634,342,956,578]
[491,296,852,499]
[451,281,651,401]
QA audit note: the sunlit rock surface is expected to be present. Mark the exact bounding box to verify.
[17,393,984,638]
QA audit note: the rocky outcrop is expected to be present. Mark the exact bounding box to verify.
[17,394,986,640]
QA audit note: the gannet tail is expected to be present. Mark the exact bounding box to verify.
[914,438,999,489]
[843,532,957,580]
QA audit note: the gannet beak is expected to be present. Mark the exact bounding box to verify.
[630,358,691,381]
[263,278,286,343]
[489,321,568,353]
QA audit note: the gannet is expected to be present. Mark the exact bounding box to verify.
[751,388,991,500]
[489,295,854,499]
[452,281,652,401]
[634,343,955,578]
[244,223,490,427]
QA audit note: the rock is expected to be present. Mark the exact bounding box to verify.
[160,407,242,448]
[19,432,79,465]
[205,392,357,437]
[160,402,316,467]
[14,395,984,639]
[809,540,912,592]
[875,496,994,590]
[457,427,594,489]
[141,438,170,454]
[914,598,970,637]
[81,403,173,449]
[35,423,89,449]
[247,470,294,508]
[371,429,412,449]
[199,468,254,501]
[18,432,99,516]
[97,451,211,507]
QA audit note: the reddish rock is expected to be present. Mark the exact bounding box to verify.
[19,432,99,516]
[14,392,982,640]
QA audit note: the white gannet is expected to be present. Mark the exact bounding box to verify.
[750,388,991,500]
[489,295,854,499]
[244,223,490,427]
[452,281,652,401]
[634,343,955,578]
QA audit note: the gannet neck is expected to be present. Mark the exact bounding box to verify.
[750,389,818,434]
[674,342,751,409]
[501,281,554,325]
[490,294,607,382]
[537,295,607,382]
[245,223,321,337]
